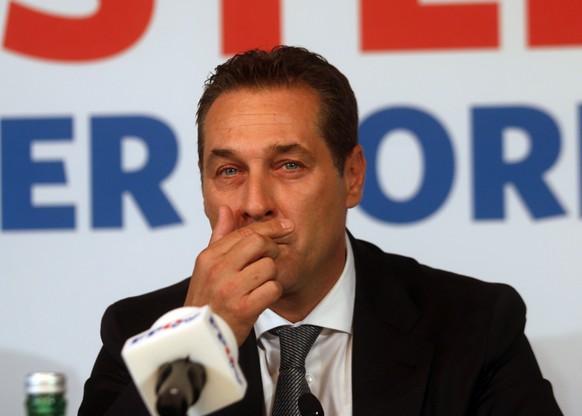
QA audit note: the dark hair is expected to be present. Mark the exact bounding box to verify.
[196,45,358,173]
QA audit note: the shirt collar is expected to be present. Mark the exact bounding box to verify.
[254,233,355,338]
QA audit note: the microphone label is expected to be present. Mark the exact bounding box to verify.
[128,311,201,345]
[208,315,245,386]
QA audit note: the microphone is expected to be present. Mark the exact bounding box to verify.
[155,358,206,416]
[298,393,325,416]
[122,306,247,416]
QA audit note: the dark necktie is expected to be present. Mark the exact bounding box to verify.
[271,325,322,416]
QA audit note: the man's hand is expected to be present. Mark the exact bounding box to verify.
[184,205,294,345]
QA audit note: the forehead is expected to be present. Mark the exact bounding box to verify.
[203,86,323,154]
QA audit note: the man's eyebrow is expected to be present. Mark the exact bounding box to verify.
[268,143,314,159]
[207,143,315,161]
[208,148,236,160]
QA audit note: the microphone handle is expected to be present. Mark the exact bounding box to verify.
[156,357,206,416]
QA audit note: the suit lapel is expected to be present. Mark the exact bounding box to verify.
[350,237,434,416]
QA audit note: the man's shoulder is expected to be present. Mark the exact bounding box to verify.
[112,277,190,311]
[351,235,527,348]
[102,278,191,340]
[351,235,520,306]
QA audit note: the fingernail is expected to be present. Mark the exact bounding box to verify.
[280,219,293,230]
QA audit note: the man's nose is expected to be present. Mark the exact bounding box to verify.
[241,173,275,221]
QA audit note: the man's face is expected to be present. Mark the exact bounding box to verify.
[200,86,365,309]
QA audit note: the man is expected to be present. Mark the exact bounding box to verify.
[79,46,562,415]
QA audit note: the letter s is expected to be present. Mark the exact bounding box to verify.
[3,0,154,61]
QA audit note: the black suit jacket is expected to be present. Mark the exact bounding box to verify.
[79,236,562,415]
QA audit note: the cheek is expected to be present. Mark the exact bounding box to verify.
[202,199,216,228]
[293,184,345,227]
[202,185,219,223]
[202,186,242,227]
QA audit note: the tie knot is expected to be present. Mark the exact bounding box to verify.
[272,325,322,368]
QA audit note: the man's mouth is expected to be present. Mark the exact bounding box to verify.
[273,236,291,245]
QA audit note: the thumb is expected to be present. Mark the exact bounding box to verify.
[209,205,235,244]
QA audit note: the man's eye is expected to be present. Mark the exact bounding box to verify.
[283,162,300,170]
[219,167,238,176]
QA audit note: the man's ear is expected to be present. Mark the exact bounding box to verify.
[344,145,366,208]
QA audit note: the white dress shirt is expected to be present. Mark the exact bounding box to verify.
[254,234,355,416]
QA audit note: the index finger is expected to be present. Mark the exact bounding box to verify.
[238,218,294,238]
[211,218,295,253]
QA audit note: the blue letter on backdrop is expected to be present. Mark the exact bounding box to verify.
[359,107,455,223]
[473,106,565,220]
[1,118,75,230]
[91,116,182,228]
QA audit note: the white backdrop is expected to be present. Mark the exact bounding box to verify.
[1,1,580,415]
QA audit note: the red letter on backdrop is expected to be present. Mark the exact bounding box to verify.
[361,0,498,51]
[222,0,280,55]
[3,0,154,61]
[529,0,582,47]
